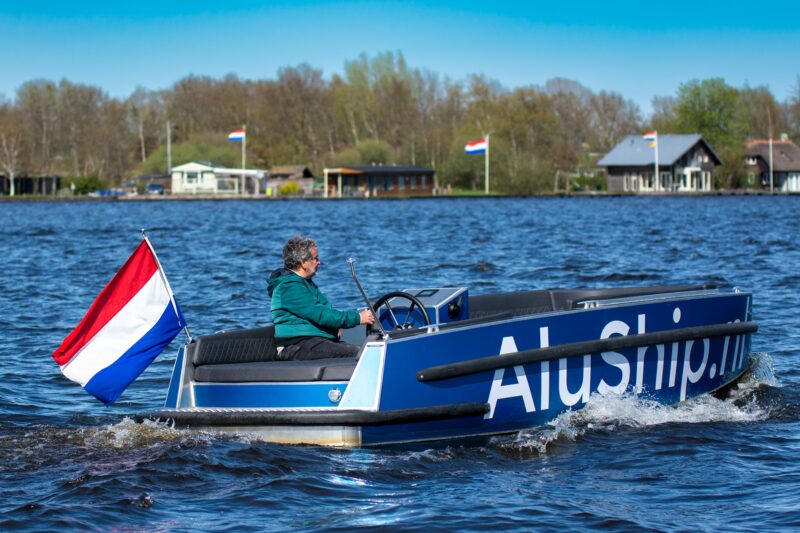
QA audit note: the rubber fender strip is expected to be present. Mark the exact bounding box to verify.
[417,321,758,382]
[137,402,489,427]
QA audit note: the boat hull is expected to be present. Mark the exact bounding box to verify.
[148,288,754,446]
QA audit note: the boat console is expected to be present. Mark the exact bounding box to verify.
[401,287,468,325]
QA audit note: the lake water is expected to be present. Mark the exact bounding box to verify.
[1,196,799,531]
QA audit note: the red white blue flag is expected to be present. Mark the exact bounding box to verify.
[52,239,186,405]
[228,129,245,141]
[465,138,488,155]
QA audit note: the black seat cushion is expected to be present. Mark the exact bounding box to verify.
[468,290,555,318]
[190,326,277,366]
[194,358,357,383]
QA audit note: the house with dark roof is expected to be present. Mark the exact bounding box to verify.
[598,134,722,193]
[322,165,435,198]
[265,165,315,196]
[745,138,800,192]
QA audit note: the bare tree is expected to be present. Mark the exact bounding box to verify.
[16,80,58,176]
[0,103,25,196]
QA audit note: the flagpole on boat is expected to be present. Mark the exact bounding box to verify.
[140,229,192,342]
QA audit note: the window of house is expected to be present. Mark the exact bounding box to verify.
[384,176,392,191]
[421,175,427,189]
[661,171,671,189]
[397,176,405,192]
[186,172,198,184]
[410,176,417,190]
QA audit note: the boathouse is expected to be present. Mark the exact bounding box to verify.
[745,138,800,192]
[171,161,265,195]
[322,165,435,198]
[599,134,721,193]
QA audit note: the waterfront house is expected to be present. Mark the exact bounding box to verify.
[599,134,721,193]
[171,161,265,195]
[322,165,435,198]
[265,165,315,196]
[745,137,800,192]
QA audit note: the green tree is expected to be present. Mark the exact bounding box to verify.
[356,139,394,164]
[331,146,362,167]
[674,79,749,188]
[738,85,784,140]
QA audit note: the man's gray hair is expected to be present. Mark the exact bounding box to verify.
[283,236,317,270]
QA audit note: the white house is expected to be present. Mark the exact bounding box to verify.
[171,162,265,195]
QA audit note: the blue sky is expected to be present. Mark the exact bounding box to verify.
[1,1,798,115]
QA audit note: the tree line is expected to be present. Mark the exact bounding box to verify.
[1,51,798,194]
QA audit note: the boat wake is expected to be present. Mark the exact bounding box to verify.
[497,352,777,454]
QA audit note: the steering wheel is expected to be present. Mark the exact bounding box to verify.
[370,291,431,331]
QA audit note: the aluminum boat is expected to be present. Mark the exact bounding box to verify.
[143,267,756,447]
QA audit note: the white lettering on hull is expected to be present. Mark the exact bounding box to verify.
[485,337,535,419]
[680,338,710,401]
[597,320,631,395]
[483,306,749,419]
[539,327,550,410]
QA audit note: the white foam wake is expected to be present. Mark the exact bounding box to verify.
[500,352,776,454]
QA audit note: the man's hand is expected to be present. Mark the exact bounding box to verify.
[359,309,376,325]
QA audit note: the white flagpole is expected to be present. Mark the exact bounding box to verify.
[242,124,247,195]
[485,134,490,195]
[166,120,172,175]
[140,229,192,342]
[654,131,659,192]
[242,124,246,170]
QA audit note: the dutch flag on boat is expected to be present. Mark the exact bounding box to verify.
[228,128,245,141]
[52,238,186,405]
[465,138,488,154]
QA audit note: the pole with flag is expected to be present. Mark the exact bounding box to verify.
[228,126,247,194]
[52,231,189,404]
[643,131,659,191]
[464,136,490,194]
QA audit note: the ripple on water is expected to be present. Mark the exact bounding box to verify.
[2,197,800,531]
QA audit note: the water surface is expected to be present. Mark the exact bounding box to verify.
[1,196,798,531]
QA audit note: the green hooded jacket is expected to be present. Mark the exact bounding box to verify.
[267,268,361,340]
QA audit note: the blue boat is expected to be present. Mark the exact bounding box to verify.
[146,264,756,447]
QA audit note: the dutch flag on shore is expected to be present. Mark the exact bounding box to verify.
[465,138,488,155]
[464,139,489,154]
[228,129,245,141]
[52,238,186,405]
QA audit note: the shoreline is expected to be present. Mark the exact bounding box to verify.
[0,189,793,203]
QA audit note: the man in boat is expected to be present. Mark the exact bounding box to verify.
[268,236,375,360]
